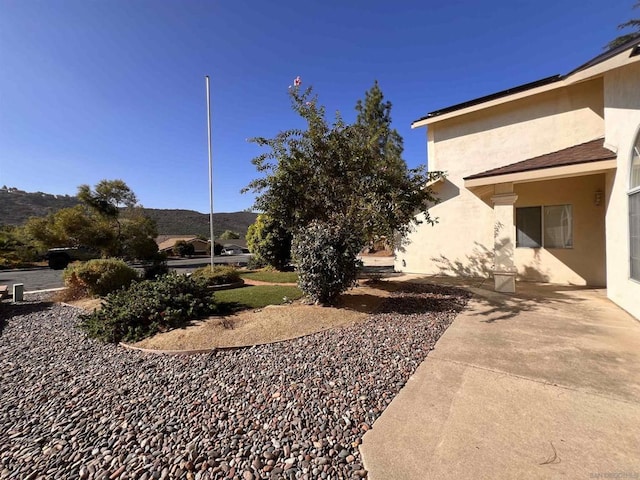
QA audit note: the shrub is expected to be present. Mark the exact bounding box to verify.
[246,254,267,270]
[143,252,169,280]
[246,214,292,271]
[79,272,217,343]
[292,220,362,305]
[172,240,195,257]
[63,258,139,297]
[191,265,241,286]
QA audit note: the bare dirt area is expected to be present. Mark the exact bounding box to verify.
[130,281,395,351]
[66,281,397,351]
[65,297,102,311]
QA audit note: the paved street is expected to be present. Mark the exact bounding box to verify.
[0,255,252,292]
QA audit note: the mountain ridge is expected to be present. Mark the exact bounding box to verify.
[0,187,257,237]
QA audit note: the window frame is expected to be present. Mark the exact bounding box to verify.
[629,127,640,282]
[515,204,573,249]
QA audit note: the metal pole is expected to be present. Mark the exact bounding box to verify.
[206,75,215,268]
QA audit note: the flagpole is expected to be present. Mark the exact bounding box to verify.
[205,75,215,268]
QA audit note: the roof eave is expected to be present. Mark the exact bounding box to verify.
[464,159,617,188]
[412,37,640,129]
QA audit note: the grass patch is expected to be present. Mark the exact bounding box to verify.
[240,270,299,283]
[215,285,303,312]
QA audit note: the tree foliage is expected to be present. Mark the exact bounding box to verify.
[219,230,240,240]
[77,179,137,218]
[245,80,441,248]
[245,214,292,270]
[0,225,38,267]
[173,240,195,257]
[606,1,640,49]
[22,180,158,261]
[245,79,442,302]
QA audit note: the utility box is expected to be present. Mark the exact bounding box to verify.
[12,283,24,302]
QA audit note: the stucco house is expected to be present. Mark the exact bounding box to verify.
[397,38,640,320]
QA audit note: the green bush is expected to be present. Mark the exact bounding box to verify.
[292,220,362,305]
[63,258,139,297]
[246,254,267,270]
[80,272,217,343]
[191,265,241,286]
[246,214,292,271]
[172,240,195,257]
[143,252,169,280]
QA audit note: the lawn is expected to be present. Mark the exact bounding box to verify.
[240,270,298,284]
[215,285,303,311]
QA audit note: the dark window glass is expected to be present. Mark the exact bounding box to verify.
[516,206,542,248]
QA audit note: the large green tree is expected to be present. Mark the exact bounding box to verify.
[245,79,442,302]
[22,180,158,261]
[246,81,440,246]
[607,1,640,49]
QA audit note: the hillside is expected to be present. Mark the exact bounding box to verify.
[0,187,257,237]
[140,208,257,238]
[0,187,80,225]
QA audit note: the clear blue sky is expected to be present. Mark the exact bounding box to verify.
[0,0,633,213]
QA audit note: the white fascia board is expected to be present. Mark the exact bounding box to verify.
[464,159,618,188]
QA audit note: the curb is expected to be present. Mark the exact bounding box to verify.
[0,266,50,273]
[25,287,66,294]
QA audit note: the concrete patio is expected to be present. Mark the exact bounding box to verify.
[361,277,640,479]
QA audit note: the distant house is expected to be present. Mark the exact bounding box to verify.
[398,38,640,320]
[221,239,249,255]
[156,236,209,255]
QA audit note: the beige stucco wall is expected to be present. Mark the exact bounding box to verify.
[603,61,640,319]
[513,175,607,286]
[397,78,606,280]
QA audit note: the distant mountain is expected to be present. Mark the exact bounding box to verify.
[0,187,80,225]
[0,187,257,238]
[140,208,258,238]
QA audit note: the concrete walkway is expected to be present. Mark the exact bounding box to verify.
[360,278,640,479]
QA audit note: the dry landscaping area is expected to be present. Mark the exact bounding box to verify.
[0,280,470,480]
[68,280,396,351]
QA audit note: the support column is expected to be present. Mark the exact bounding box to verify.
[491,191,518,293]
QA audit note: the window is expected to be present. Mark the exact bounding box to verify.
[631,194,640,280]
[516,205,573,249]
[630,133,640,281]
[516,207,541,248]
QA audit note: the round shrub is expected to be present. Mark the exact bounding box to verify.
[80,272,217,343]
[292,220,362,305]
[63,258,139,297]
[191,265,242,286]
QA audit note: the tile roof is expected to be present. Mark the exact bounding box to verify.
[463,139,616,181]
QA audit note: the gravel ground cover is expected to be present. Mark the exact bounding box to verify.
[0,284,470,480]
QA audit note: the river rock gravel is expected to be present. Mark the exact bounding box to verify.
[0,284,470,480]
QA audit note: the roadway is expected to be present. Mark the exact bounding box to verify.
[0,255,252,293]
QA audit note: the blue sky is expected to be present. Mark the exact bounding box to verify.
[0,0,633,213]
